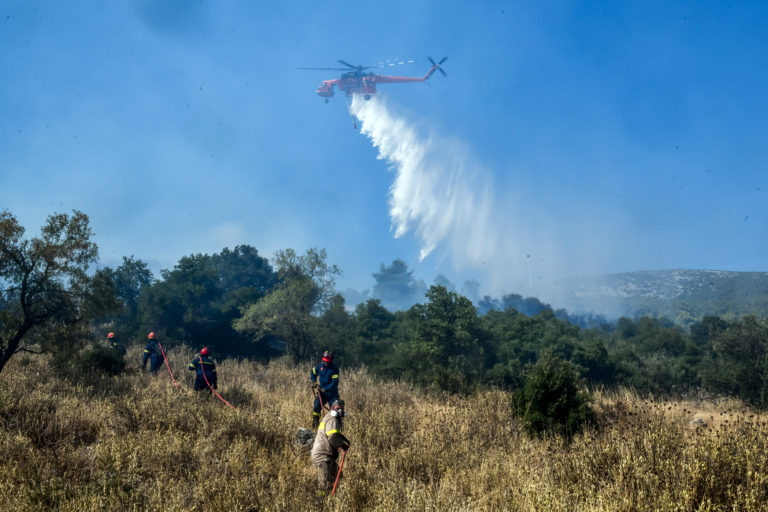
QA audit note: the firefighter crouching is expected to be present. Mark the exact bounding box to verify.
[188,347,217,392]
[311,399,350,492]
[311,350,339,429]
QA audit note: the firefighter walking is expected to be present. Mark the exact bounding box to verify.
[188,347,217,393]
[310,350,339,429]
[141,332,162,373]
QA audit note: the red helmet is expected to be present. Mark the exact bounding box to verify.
[147,332,156,339]
[322,350,333,363]
[200,347,209,356]
[107,332,115,339]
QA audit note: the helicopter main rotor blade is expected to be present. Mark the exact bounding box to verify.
[337,60,357,69]
[298,67,354,70]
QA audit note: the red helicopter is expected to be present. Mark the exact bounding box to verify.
[299,56,448,103]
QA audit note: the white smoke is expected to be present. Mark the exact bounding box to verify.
[350,95,499,266]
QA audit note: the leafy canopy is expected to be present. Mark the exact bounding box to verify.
[234,248,340,360]
[0,210,99,375]
[137,245,275,354]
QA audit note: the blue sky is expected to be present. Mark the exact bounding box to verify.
[1,1,766,303]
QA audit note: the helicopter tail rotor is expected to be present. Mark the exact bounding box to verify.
[426,56,448,78]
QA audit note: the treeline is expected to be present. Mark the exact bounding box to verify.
[95,247,768,410]
[2,211,768,411]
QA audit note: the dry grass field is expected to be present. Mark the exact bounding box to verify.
[1,346,767,511]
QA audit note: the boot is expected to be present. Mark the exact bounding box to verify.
[312,414,320,430]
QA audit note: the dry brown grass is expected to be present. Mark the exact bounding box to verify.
[1,347,767,511]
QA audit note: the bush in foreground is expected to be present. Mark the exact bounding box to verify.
[514,350,595,438]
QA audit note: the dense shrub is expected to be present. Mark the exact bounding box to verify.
[514,350,595,438]
[78,345,126,375]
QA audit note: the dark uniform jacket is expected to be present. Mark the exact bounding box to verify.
[109,339,126,355]
[188,354,217,390]
[311,362,339,395]
[142,340,162,371]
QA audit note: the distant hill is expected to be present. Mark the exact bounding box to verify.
[549,270,768,325]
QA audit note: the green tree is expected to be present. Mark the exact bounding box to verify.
[138,245,275,354]
[356,298,396,340]
[0,210,99,375]
[316,293,356,362]
[482,308,579,368]
[346,298,397,366]
[272,247,340,313]
[606,316,702,393]
[98,256,153,339]
[570,337,616,384]
[689,315,728,347]
[480,306,615,389]
[234,248,340,360]
[514,350,594,438]
[700,316,768,407]
[391,285,484,393]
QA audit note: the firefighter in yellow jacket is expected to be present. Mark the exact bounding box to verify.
[310,399,350,492]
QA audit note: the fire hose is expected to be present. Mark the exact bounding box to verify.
[158,342,180,390]
[199,355,236,410]
[331,447,348,497]
[156,344,239,412]
[313,386,331,412]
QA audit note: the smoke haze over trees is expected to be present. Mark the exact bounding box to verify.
[3,209,768,408]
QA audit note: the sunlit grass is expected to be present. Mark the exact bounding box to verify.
[1,347,767,511]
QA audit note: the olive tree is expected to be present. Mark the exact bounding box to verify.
[0,210,98,375]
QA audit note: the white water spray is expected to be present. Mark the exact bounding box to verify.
[349,95,645,306]
[350,95,499,267]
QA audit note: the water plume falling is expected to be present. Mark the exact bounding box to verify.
[350,95,498,266]
[348,96,676,313]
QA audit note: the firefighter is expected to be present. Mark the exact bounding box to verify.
[106,331,126,356]
[188,347,217,393]
[310,350,339,429]
[311,399,350,493]
[141,331,162,373]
